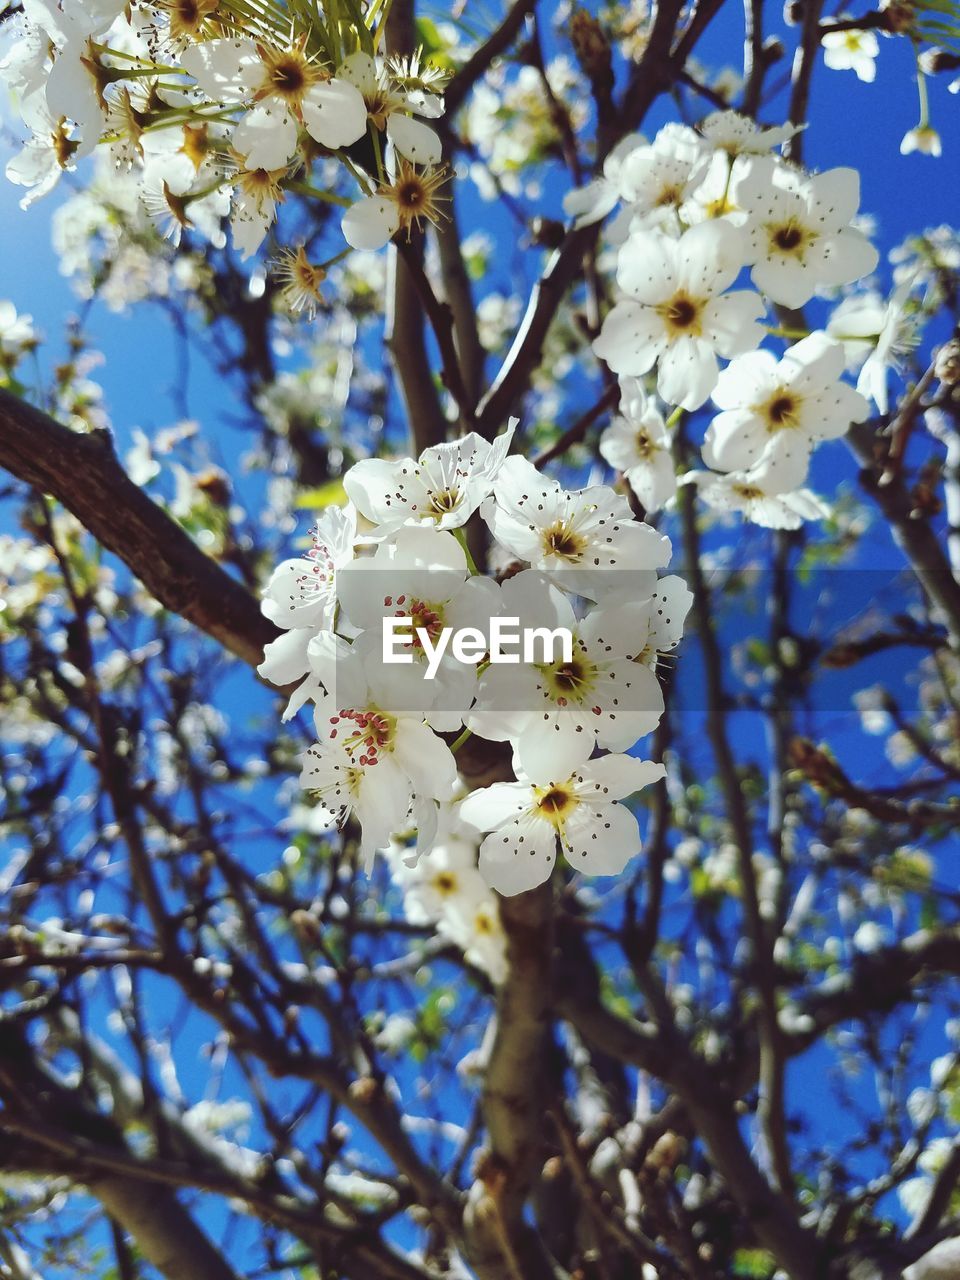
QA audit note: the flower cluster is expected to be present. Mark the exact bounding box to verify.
[260,422,684,895]
[386,809,507,985]
[573,111,879,528]
[3,0,446,270]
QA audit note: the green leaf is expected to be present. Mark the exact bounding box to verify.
[294,478,348,509]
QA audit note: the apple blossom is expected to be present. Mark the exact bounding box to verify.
[703,331,869,472]
[338,51,443,166]
[257,505,358,717]
[598,378,677,512]
[828,281,920,413]
[5,91,96,209]
[593,220,765,410]
[611,125,709,232]
[341,159,449,251]
[481,455,671,599]
[335,526,501,731]
[562,132,646,229]
[344,421,516,536]
[901,125,943,157]
[734,159,879,307]
[460,754,665,896]
[821,23,879,82]
[683,448,829,529]
[301,735,413,873]
[465,570,667,780]
[303,633,459,868]
[698,110,803,157]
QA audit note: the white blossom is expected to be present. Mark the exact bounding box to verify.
[734,159,879,307]
[481,455,671,599]
[683,448,828,529]
[599,378,677,512]
[698,110,803,157]
[460,754,664,896]
[703,332,869,472]
[466,571,667,779]
[594,221,765,410]
[821,23,879,82]
[345,421,516,536]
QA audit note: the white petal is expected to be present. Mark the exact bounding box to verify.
[302,78,368,149]
[649,575,693,651]
[386,113,442,165]
[576,754,665,800]
[258,628,311,685]
[233,102,298,168]
[460,782,532,832]
[562,801,642,877]
[337,50,378,97]
[478,814,556,896]
[392,719,458,800]
[657,337,718,410]
[616,231,678,303]
[342,196,399,250]
[516,717,593,785]
[593,302,663,375]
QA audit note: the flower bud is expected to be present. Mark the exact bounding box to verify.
[935,338,960,386]
[348,1076,381,1105]
[783,0,805,26]
[530,216,566,249]
[570,8,613,82]
[646,1130,683,1171]
[880,0,916,33]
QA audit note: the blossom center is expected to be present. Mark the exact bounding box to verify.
[473,909,497,936]
[732,483,764,501]
[634,429,657,458]
[328,707,395,766]
[762,390,801,430]
[271,58,307,96]
[542,520,586,561]
[425,486,463,517]
[159,0,219,42]
[658,292,703,338]
[768,220,812,258]
[535,784,578,827]
[386,161,449,238]
[384,594,445,649]
[542,650,599,708]
[257,43,321,108]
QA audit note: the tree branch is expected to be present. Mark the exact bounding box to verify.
[444,0,539,118]
[0,390,276,668]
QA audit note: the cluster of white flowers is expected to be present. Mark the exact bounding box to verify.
[570,111,880,529]
[0,301,38,382]
[2,0,447,275]
[260,421,686,895]
[386,810,507,984]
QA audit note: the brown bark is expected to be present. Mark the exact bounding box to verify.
[0,389,277,668]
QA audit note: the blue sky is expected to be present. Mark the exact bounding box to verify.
[1,2,959,1269]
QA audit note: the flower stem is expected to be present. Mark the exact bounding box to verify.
[453,527,480,575]
[763,324,811,339]
[285,182,351,208]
